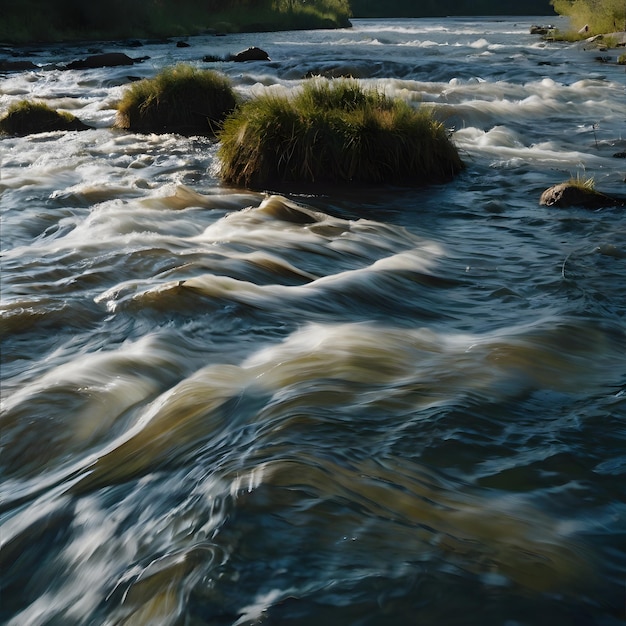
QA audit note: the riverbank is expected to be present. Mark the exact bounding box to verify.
[0,2,352,45]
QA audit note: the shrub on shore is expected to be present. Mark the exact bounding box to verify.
[115,65,237,136]
[218,78,463,188]
[0,100,90,135]
[550,0,625,37]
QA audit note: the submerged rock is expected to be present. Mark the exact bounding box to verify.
[66,52,147,70]
[540,182,626,209]
[0,59,38,72]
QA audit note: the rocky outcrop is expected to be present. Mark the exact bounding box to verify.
[203,47,271,63]
[540,182,626,209]
[530,25,554,35]
[66,52,148,70]
[0,59,38,72]
[228,47,271,62]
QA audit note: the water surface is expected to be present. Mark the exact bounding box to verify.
[1,16,625,625]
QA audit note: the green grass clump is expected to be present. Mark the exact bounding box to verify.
[567,173,595,190]
[0,100,89,136]
[218,78,463,188]
[115,65,237,136]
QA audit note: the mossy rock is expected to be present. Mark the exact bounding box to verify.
[540,182,626,209]
[618,53,626,65]
[115,64,237,136]
[218,78,464,189]
[0,100,90,136]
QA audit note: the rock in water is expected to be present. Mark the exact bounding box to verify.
[66,53,146,70]
[229,47,271,62]
[540,182,626,209]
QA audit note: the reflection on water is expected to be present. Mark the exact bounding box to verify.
[1,16,626,626]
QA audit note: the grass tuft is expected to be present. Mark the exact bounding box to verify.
[218,78,463,188]
[0,100,89,136]
[115,64,238,136]
[567,173,595,190]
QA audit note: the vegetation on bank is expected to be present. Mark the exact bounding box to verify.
[550,0,626,37]
[0,0,351,44]
[218,78,463,188]
[0,100,90,135]
[350,0,554,17]
[115,65,237,136]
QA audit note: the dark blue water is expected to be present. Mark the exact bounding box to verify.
[1,16,625,625]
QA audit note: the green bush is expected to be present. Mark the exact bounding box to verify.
[551,0,625,36]
[0,100,90,135]
[115,65,237,136]
[218,78,463,188]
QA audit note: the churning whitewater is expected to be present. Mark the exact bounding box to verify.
[1,16,625,626]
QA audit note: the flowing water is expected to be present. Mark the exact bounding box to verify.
[1,16,626,625]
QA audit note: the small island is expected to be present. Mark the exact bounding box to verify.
[218,78,464,189]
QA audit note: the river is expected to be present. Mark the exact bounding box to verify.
[1,15,625,625]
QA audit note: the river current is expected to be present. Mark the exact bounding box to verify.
[1,16,625,625]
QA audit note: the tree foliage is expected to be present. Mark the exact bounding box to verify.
[0,0,351,43]
[550,0,626,33]
[349,0,555,17]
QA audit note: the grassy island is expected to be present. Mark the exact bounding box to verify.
[218,79,463,189]
[0,100,90,135]
[115,65,238,136]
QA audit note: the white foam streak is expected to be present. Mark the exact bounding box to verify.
[454,125,614,169]
[171,246,440,310]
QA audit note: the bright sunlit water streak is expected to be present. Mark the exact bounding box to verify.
[1,16,626,626]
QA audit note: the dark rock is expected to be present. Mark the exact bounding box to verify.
[540,182,626,209]
[0,59,38,72]
[530,25,553,35]
[229,47,270,62]
[176,41,190,48]
[66,52,146,70]
[202,54,223,62]
[613,152,626,158]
